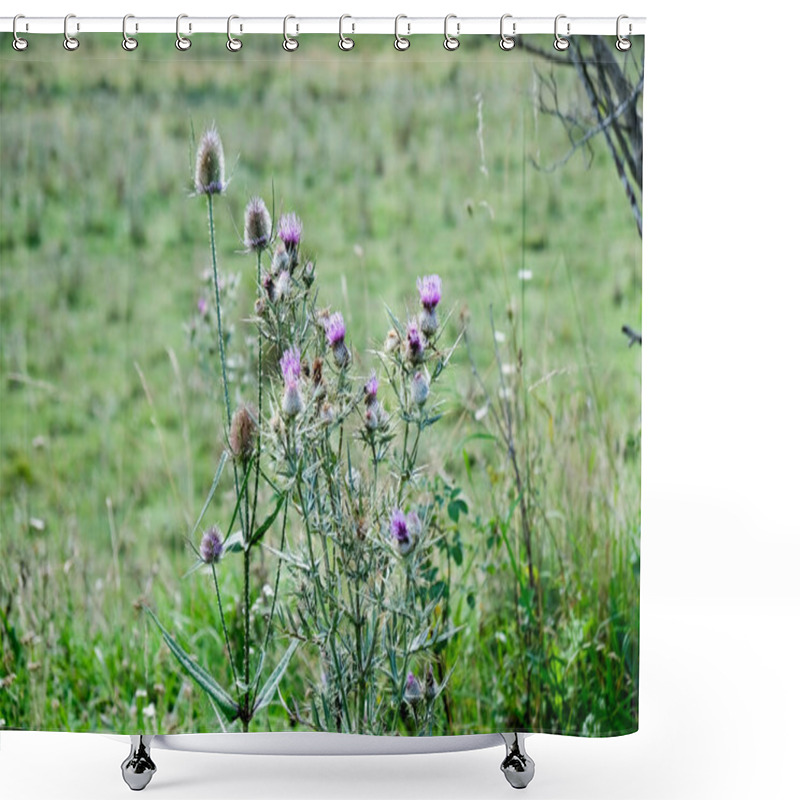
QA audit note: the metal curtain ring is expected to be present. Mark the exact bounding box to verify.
[63,14,79,51]
[339,15,354,50]
[394,15,410,51]
[616,15,632,51]
[122,14,138,51]
[12,14,28,51]
[443,14,459,51]
[554,14,570,51]
[227,15,242,51]
[283,15,299,51]
[499,14,515,51]
[176,14,191,50]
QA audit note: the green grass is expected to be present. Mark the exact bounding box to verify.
[0,34,641,735]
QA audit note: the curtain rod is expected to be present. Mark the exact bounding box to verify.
[1,16,646,37]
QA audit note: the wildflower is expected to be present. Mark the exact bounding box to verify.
[410,371,429,407]
[229,405,257,463]
[278,212,303,253]
[390,508,413,555]
[280,347,304,419]
[194,127,226,196]
[244,196,272,252]
[364,370,379,406]
[280,346,303,383]
[417,274,442,336]
[200,525,223,564]
[384,328,401,354]
[197,297,208,316]
[404,672,423,706]
[404,320,426,365]
[325,312,350,369]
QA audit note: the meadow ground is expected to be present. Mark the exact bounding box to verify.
[0,34,641,736]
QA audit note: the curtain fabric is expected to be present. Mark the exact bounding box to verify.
[0,32,643,738]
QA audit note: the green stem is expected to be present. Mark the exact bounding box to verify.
[207,194,247,540]
[211,563,240,703]
[207,195,232,427]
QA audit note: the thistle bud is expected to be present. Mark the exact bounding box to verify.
[410,371,429,407]
[282,381,304,419]
[194,127,226,196]
[404,672,423,706]
[244,196,272,252]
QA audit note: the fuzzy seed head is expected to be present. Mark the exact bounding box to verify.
[194,127,226,196]
[244,196,272,252]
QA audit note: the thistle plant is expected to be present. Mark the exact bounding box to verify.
[149,126,459,736]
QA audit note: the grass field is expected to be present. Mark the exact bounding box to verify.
[0,34,641,736]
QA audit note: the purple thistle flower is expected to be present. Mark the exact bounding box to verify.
[405,320,426,365]
[200,525,223,564]
[280,346,302,383]
[390,508,414,555]
[364,370,379,405]
[278,212,303,249]
[325,312,347,347]
[390,508,409,545]
[417,274,442,311]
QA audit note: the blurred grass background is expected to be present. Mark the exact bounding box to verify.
[0,33,641,735]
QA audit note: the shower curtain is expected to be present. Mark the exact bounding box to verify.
[0,30,642,741]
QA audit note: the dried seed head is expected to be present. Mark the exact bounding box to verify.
[244,196,272,252]
[229,405,257,463]
[384,328,401,354]
[312,357,325,388]
[194,127,226,196]
[200,525,223,564]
